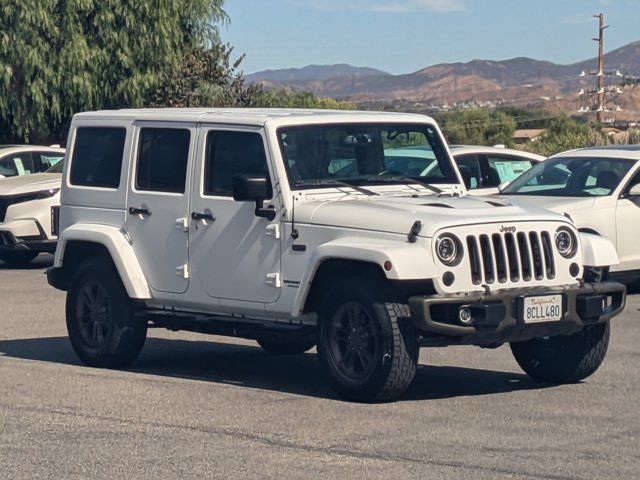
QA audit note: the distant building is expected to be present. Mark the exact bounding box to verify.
[513,129,546,145]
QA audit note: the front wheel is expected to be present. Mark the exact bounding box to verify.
[66,259,147,368]
[510,322,610,383]
[317,276,419,402]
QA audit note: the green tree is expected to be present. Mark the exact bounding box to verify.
[437,109,515,147]
[525,115,608,157]
[0,0,227,143]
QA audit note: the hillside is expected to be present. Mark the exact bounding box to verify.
[246,41,640,110]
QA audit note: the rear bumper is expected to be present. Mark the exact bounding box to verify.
[0,230,56,254]
[409,282,626,345]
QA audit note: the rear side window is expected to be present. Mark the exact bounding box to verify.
[0,153,34,177]
[70,127,126,188]
[135,128,191,194]
[204,131,271,197]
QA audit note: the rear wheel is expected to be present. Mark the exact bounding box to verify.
[317,275,419,402]
[0,251,38,265]
[257,338,316,355]
[510,322,610,383]
[66,258,147,368]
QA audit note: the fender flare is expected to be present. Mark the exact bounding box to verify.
[579,231,619,268]
[291,238,435,316]
[55,223,151,299]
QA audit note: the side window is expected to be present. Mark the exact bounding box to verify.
[135,128,191,194]
[0,154,31,177]
[37,153,64,171]
[486,155,534,186]
[204,131,271,197]
[70,127,126,188]
[455,154,481,189]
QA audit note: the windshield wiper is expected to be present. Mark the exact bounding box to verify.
[376,176,443,194]
[296,179,378,196]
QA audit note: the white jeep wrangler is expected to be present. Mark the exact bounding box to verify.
[48,109,626,402]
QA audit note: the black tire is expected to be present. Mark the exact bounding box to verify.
[317,275,419,402]
[0,251,38,265]
[66,258,147,368]
[257,338,316,355]
[510,322,610,383]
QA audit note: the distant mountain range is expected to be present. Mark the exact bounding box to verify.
[245,41,640,111]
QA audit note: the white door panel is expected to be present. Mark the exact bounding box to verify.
[188,126,281,305]
[616,196,640,271]
[190,200,281,302]
[126,122,196,295]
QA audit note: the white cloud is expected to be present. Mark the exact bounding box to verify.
[292,0,466,13]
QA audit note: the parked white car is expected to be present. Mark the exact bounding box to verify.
[0,161,61,264]
[47,109,625,402]
[498,146,640,282]
[0,145,64,179]
[450,146,545,195]
[383,145,544,196]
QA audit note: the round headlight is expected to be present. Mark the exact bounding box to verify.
[436,234,461,265]
[555,228,576,258]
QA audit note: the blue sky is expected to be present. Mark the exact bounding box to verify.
[222,0,640,75]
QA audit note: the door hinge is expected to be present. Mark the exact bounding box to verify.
[176,264,189,279]
[175,218,189,232]
[266,272,281,288]
[265,224,280,239]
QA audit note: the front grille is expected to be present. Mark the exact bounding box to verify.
[467,230,556,285]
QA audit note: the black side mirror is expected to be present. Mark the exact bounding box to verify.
[458,165,472,190]
[232,174,276,220]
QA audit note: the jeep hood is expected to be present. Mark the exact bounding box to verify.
[0,173,61,195]
[295,194,568,238]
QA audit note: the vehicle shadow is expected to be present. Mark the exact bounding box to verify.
[0,335,552,401]
[0,254,54,270]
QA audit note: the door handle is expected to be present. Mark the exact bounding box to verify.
[191,211,215,222]
[129,206,151,216]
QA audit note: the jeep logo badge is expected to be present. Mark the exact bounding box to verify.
[500,225,517,233]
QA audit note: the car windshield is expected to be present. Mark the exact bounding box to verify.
[277,123,458,190]
[503,156,634,197]
[46,160,64,173]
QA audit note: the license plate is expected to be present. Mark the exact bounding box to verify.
[522,294,563,323]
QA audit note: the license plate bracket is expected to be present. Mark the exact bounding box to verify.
[519,294,563,324]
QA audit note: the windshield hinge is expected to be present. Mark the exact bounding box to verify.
[266,224,280,239]
[407,221,423,243]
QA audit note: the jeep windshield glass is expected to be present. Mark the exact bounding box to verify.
[277,123,458,190]
[503,156,634,197]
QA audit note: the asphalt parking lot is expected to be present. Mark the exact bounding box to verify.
[1,255,639,479]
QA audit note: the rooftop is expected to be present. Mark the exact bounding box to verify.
[74,108,436,127]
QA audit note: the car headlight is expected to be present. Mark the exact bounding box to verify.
[435,234,462,266]
[555,227,577,258]
[28,188,60,200]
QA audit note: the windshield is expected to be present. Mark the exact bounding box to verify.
[46,160,64,173]
[503,156,634,197]
[277,123,459,190]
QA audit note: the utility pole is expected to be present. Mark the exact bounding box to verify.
[578,13,623,123]
[594,13,608,123]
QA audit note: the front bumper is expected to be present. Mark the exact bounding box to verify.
[409,282,626,345]
[0,230,56,254]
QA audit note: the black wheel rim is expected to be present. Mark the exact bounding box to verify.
[76,281,112,348]
[327,301,379,382]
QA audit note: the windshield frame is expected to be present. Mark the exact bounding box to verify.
[276,122,460,191]
[502,155,635,198]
